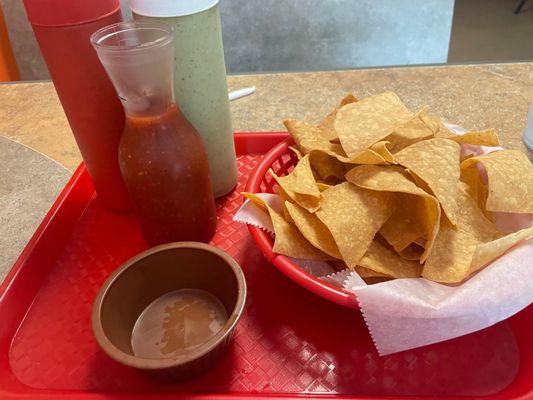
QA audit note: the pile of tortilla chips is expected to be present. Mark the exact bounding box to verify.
[245,92,533,284]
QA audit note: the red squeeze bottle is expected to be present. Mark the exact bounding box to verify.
[23,0,131,212]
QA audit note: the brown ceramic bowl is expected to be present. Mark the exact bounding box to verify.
[92,242,246,380]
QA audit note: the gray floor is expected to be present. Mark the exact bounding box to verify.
[449,0,533,63]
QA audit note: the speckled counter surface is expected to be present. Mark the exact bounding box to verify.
[0,62,531,171]
[0,63,532,281]
[0,137,70,281]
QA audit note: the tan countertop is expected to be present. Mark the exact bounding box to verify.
[0,62,532,170]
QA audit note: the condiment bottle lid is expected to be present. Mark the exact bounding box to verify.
[23,0,120,27]
[130,0,219,18]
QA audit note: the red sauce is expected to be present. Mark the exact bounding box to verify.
[119,105,217,245]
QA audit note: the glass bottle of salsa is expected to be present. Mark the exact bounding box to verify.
[91,21,217,245]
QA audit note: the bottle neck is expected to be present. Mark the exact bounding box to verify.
[92,22,176,120]
[119,91,176,119]
[124,103,182,129]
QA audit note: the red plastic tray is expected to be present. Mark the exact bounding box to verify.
[0,133,531,400]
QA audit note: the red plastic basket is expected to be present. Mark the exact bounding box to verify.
[0,133,531,399]
[244,137,358,309]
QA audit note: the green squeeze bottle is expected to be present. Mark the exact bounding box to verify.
[130,0,238,198]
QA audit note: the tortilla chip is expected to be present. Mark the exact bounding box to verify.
[470,226,533,273]
[354,265,390,278]
[318,94,358,141]
[457,183,502,241]
[333,260,391,278]
[285,154,321,198]
[450,129,500,147]
[268,205,332,261]
[405,170,432,195]
[344,149,388,165]
[316,182,332,191]
[270,155,321,212]
[284,119,344,156]
[419,113,441,133]
[385,114,435,153]
[316,182,393,268]
[276,186,295,223]
[284,119,388,165]
[395,138,462,226]
[285,202,341,258]
[358,240,423,278]
[414,237,426,247]
[477,181,489,215]
[334,92,414,158]
[399,243,425,260]
[338,93,359,107]
[346,165,420,194]
[422,222,478,283]
[241,192,330,260]
[423,224,532,283]
[379,194,427,252]
[460,150,533,214]
[422,185,503,283]
[289,146,303,160]
[370,141,395,163]
[460,164,489,212]
[363,277,393,284]
[241,192,268,213]
[461,164,482,199]
[345,165,441,261]
[422,114,455,137]
[309,151,346,181]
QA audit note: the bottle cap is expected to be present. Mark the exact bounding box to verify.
[130,0,218,18]
[23,0,120,27]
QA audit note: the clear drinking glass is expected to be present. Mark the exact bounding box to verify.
[91,21,217,245]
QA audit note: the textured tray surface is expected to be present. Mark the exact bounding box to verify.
[8,153,521,397]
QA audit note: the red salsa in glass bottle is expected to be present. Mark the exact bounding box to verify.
[92,21,217,245]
